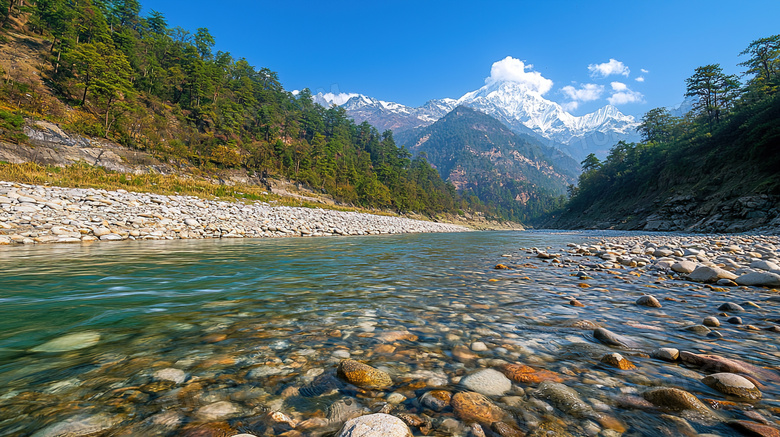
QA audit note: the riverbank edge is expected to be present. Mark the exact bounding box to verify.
[0,180,474,247]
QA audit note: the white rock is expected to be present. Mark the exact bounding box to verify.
[337,413,412,437]
[460,368,512,396]
[31,331,101,353]
[687,266,738,283]
[671,261,697,274]
[195,401,241,420]
[153,368,187,384]
[735,271,780,287]
[750,260,780,271]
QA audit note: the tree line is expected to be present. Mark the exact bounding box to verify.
[0,0,484,217]
[565,34,780,214]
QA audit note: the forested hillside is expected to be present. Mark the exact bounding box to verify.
[551,35,780,233]
[0,0,480,217]
[397,107,576,223]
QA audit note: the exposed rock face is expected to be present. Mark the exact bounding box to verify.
[550,191,780,234]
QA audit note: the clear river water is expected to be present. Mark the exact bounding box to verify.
[0,231,778,436]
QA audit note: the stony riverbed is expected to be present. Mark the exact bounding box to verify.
[2,230,780,436]
[0,181,468,245]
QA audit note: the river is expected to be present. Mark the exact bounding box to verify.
[0,231,777,436]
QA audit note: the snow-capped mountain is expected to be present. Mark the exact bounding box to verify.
[313,80,640,160]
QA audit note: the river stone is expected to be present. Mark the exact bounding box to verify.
[735,271,780,287]
[451,391,508,424]
[642,387,711,413]
[727,316,743,325]
[337,359,393,389]
[702,317,720,327]
[337,414,412,437]
[672,261,697,274]
[728,421,780,437]
[327,399,367,424]
[601,353,635,370]
[419,390,452,412]
[536,381,593,418]
[460,368,512,396]
[500,363,564,384]
[153,368,187,384]
[30,413,121,437]
[195,401,241,421]
[593,327,640,349]
[718,302,745,312]
[749,260,780,271]
[702,373,762,400]
[652,348,679,361]
[679,351,780,382]
[688,266,738,283]
[31,331,101,352]
[635,295,662,308]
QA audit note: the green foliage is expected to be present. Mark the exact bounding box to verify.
[397,106,578,223]
[738,34,780,95]
[13,0,467,216]
[0,110,27,144]
[560,35,780,224]
[685,64,740,126]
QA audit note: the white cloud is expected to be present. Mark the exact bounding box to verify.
[562,101,580,111]
[487,56,554,95]
[588,59,630,78]
[635,76,645,82]
[607,81,644,105]
[611,82,628,91]
[561,83,604,103]
[641,68,649,74]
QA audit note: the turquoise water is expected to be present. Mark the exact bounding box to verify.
[0,231,778,436]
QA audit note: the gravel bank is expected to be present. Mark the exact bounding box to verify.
[0,181,469,245]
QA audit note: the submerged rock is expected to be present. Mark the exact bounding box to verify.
[30,331,101,353]
[593,327,641,349]
[460,368,512,396]
[500,363,564,384]
[642,387,712,414]
[30,413,120,437]
[536,381,593,418]
[337,359,393,389]
[451,391,508,424]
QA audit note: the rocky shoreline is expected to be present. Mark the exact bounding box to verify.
[0,181,469,246]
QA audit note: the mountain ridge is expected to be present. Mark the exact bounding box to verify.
[396,106,578,222]
[314,80,640,160]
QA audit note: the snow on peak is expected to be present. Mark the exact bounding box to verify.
[312,92,361,107]
[308,79,639,156]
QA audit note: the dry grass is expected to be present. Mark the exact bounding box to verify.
[0,161,399,215]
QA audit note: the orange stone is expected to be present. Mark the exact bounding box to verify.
[500,363,564,384]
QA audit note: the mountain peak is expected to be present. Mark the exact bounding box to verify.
[311,82,640,160]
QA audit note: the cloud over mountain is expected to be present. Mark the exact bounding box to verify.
[487,56,554,95]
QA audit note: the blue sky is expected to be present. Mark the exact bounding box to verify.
[141,0,779,118]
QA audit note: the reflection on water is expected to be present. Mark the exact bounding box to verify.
[0,231,777,436]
